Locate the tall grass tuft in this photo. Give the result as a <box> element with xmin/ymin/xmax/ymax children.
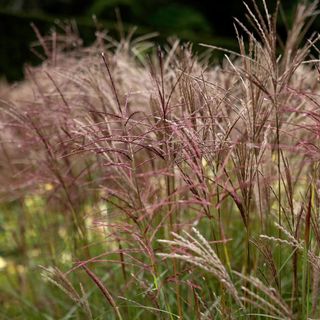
<box><xmin>1</xmin><ymin>1</ymin><xmax>320</xmax><ymax>319</ymax></box>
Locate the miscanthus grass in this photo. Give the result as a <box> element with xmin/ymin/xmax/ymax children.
<box><xmin>1</xmin><ymin>1</ymin><xmax>320</xmax><ymax>319</ymax></box>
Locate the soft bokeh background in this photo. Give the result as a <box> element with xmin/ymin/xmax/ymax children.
<box><xmin>0</xmin><ymin>0</ymin><xmax>306</xmax><ymax>81</ymax></box>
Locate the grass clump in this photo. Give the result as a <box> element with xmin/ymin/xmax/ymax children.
<box><xmin>1</xmin><ymin>1</ymin><xmax>320</xmax><ymax>319</ymax></box>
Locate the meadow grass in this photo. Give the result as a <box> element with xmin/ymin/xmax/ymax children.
<box><xmin>1</xmin><ymin>1</ymin><xmax>320</xmax><ymax>319</ymax></box>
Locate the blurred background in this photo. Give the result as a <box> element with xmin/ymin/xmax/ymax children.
<box><xmin>0</xmin><ymin>0</ymin><xmax>313</xmax><ymax>82</ymax></box>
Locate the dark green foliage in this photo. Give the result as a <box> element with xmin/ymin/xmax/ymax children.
<box><xmin>0</xmin><ymin>0</ymin><xmax>312</xmax><ymax>81</ymax></box>
<box><xmin>148</xmin><ymin>3</ymin><xmax>211</xmax><ymax>34</ymax></box>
